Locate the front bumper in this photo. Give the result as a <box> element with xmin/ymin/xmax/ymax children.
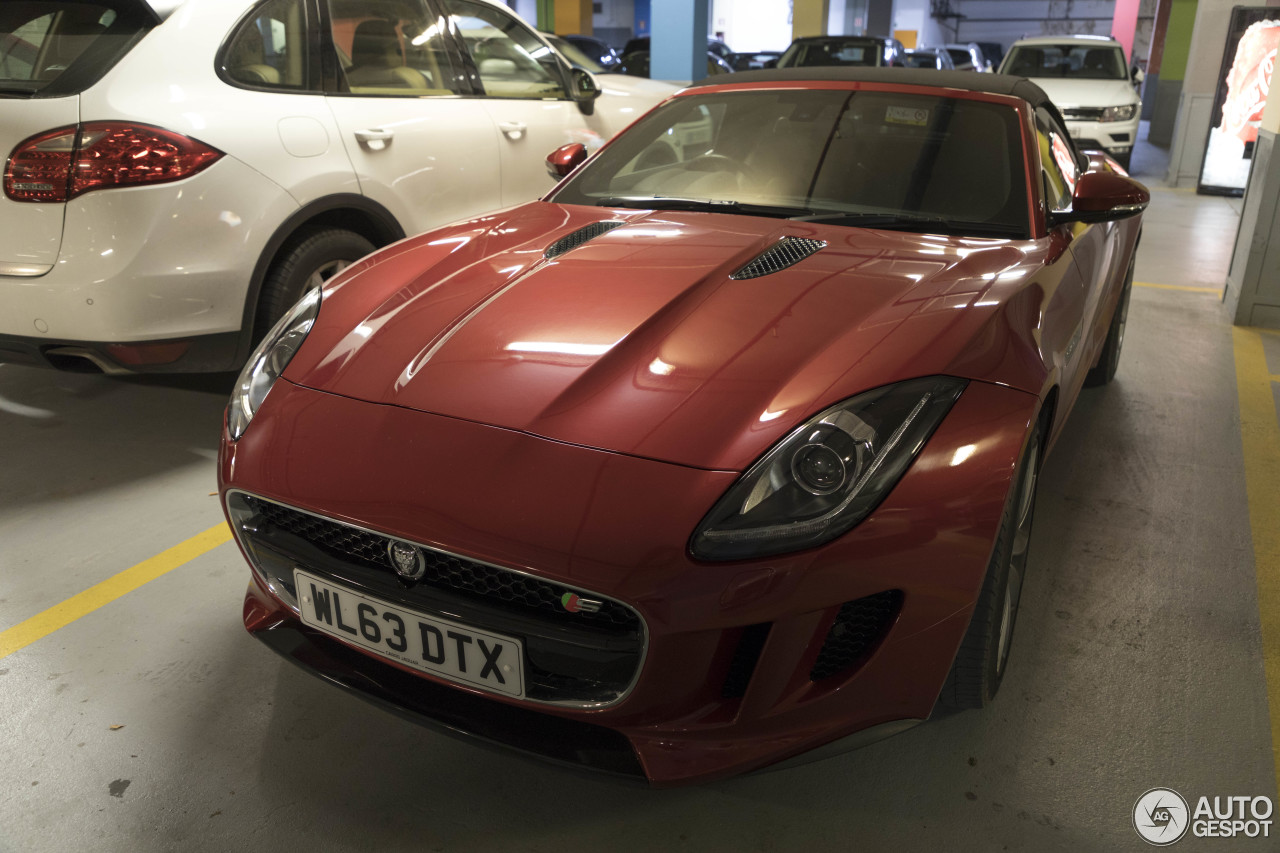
<box><xmin>1063</xmin><ymin>113</ymin><xmax>1141</xmax><ymax>160</ymax></box>
<box><xmin>220</xmin><ymin>377</ymin><xmax>1039</xmax><ymax>785</ymax></box>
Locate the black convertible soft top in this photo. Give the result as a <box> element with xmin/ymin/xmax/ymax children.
<box><xmin>687</xmin><ymin>67</ymin><xmax>1054</xmax><ymax>114</ymax></box>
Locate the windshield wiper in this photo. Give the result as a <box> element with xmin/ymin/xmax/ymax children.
<box><xmin>791</xmin><ymin>211</ymin><xmax>1025</xmax><ymax>238</ymax></box>
<box><xmin>596</xmin><ymin>196</ymin><xmax>813</xmax><ymax>218</ymax></box>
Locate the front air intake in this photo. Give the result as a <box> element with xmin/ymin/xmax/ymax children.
<box><xmin>730</xmin><ymin>236</ymin><xmax>827</xmax><ymax>280</ymax></box>
<box><xmin>809</xmin><ymin>590</ymin><xmax>903</xmax><ymax>681</ymax></box>
<box><xmin>544</xmin><ymin>220</ymin><xmax>626</xmax><ymax>259</ymax></box>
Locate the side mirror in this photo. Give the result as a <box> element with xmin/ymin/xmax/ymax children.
<box><xmin>1050</xmin><ymin>170</ymin><xmax>1149</xmax><ymax>226</ymax></box>
<box><xmin>546</xmin><ymin>142</ymin><xmax>588</xmax><ymax>180</ymax></box>
<box><xmin>569</xmin><ymin>67</ymin><xmax>601</xmax><ymax>116</ymax></box>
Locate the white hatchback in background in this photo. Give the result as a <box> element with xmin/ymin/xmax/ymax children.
<box><xmin>999</xmin><ymin>35</ymin><xmax>1142</xmax><ymax>170</ymax></box>
<box><xmin>0</xmin><ymin>0</ymin><xmax>675</xmax><ymax>374</ymax></box>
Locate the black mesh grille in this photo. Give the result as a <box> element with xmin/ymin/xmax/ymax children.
<box><xmin>1062</xmin><ymin>107</ymin><xmax>1106</xmax><ymax>121</ymax></box>
<box><xmin>544</xmin><ymin>220</ymin><xmax>626</xmax><ymax>259</ymax></box>
<box><xmin>809</xmin><ymin>590</ymin><xmax>903</xmax><ymax>681</ymax></box>
<box><xmin>721</xmin><ymin>623</ymin><xmax>771</xmax><ymax>698</ymax></box>
<box><xmin>730</xmin><ymin>237</ymin><xmax>826</xmax><ymax>280</ymax></box>
<box><xmin>245</xmin><ymin>496</ymin><xmax>639</xmax><ymax>632</ymax></box>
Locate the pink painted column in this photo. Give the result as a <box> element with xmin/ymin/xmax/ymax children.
<box><xmin>1112</xmin><ymin>0</ymin><xmax>1142</xmax><ymax>62</ymax></box>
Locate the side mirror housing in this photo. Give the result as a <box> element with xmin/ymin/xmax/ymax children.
<box><xmin>569</xmin><ymin>67</ymin><xmax>601</xmax><ymax>115</ymax></box>
<box><xmin>546</xmin><ymin>142</ymin><xmax>588</xmax><ymax>180</ymax></box>
<box><xmin>1049</xmin><ymin>170</ymin><xmax>1149</xmax><ymax>226</ymax></box>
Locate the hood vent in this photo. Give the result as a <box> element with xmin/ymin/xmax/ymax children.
<box><xmin>730</xmin><ymin>236</ymin><xmax>827</xmax><ymax>280</ymax></box>
<box><xmin>544</xmin><ymin>220</ymin><xmax>627</xmax><ymax>259</ymax></box>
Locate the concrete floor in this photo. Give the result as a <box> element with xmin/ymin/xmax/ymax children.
<box><xmin>2</xmin><ymin>128</ymin><xmax>1277</xmax><ymax>852</ymax></box>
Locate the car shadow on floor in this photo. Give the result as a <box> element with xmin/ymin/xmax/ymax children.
<box><xmin>0</xmin><ymin>363</ymin><xmax>236</xmax><ymax>510</ymax></box>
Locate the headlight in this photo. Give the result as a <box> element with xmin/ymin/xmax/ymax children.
<box><xmin>226</xmin><ymin>287</ymin><xmax>321</xmax><ymax>441</ymax></box>
<box><xmin>690</xmin><ymin>376</ymin><xmax>967</xmax><ymax>561</ymax></box>
<box><xmin>1100</xmin><ymin>104</ymin><xmax>1138</xmax><ymax>122</ymax></box>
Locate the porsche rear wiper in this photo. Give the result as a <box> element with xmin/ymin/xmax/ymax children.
<box><xmin>596</xmin><ymin>196</ymin><xmax>813</xmax><ymax>218</ymax></box>
<box><xmin>791</xmin><ymin>211</ymin><xmax>1025</xmax><ymax>237</ymax></box>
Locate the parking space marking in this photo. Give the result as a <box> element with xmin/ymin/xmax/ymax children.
<box><xmin>0</xmin><ymin>522</ymin><xmax>232</xmax><ymax>660</ymax></box>
<box><xmin>1232</xmin><ymin>327</ymin><xmax>1280</xmax><ymax>789</ymax></box>
<box><xmin>1134</xmin><ymin>281</ymin><xmax>1224</xmax><ymax>295</ymax></box>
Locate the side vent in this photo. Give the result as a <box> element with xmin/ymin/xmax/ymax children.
<box><xmin>722</xmin><ymin>623</ymin><xmax>772</xmax><ymax>698</ymax></box>
<box><xmin>730</xmin><ymin>236</ymin><xmax>827</xmax><ymax>280</ymax></box>
<box><xmin>809</xmin><ymin>590</ymin><xmax>903</xmax><ymax>681</ymax></box>
<box><xmin>544</xmin><ymin>220</ymin><xmax>626</xmax><ymax>259</ymax></box>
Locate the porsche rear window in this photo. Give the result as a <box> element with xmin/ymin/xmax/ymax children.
<box><xmin>0</xmin><ymin>2</ymin><xmax>152</xmax><ymax>96</ymax></box>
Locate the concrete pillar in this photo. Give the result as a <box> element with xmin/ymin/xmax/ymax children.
<box><xmin>650</xmin><ymin>0</ymin><xmax>709</xmax><ymax>82</ymax></box>
<box><xmin>1140</xmin><ymin>0</ymin><xmax>1173</xmax><ymax>121</ymax></box>
<box><xmin>1165</xmin><ymin>0</ymin><xmax>1245</xmax><ymax>186</ymax></box>
<box><xmin>553</xmin><ymin>0</ymin><xmax>592</xmax><ymax>34</ymax></box>
<box><xmin>793</xmin><ymin>0</ymin><xmax>831</xmax><ymax>39</ymax></box>
<box><xmin>1147</xmin><ymin>0</ymin><xmax>1195</xmax><ymax>146</ymax></box>
<box><xmin>1225</xmin><ymin>45</ymin><xmax>1280</xmax><ymax>328</ymax></box>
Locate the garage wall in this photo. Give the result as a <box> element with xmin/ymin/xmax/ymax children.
<box><xmin>931</xmin><ymin>0</ymin><xmax>1156</xmax><ymax>64</ymax></box>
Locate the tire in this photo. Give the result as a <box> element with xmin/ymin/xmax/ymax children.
<box><xmin>255</xmin><ymin>228</ymin><xmax>375</xmax><ymax>341</ymax></box>
<box><xmin>1085</xmin><ymin>255</ymin><xmax>1134</xmax><ymax>387</ymax></box>
<box><xmin>937</xmin><ymin>420</ymin><xmax>1042</xmax><ymax>710</ymax></box>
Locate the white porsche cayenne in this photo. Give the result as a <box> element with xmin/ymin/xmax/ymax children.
<box><xmin>0</xmin><ymin>0</ymin><xmax>674</xmax><ymax>373</ymax></box>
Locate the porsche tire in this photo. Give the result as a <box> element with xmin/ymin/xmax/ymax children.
<box><xmin>937</xmin><ymin>419</ymin><xmax>1041</xmax><ymax>710</ymax></box>
<box><xmin>1085</xmin><ymin>256</ymin><xmax>1134</xmax><ymax>387</ymax></box>
<box><xmin>255</xmin><ymin>228</ymin><xmax>374</xmax><ymax>341</ymax></box>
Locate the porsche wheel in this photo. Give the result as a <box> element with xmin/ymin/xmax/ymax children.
<box><xmin>255</xmin><ymin>228</ymin><xmax>374</xmax><ymax>341</ymax></box>
<box><xmin>938</xmin><ymin>420</ymin><xmax>1041</xmax><ymax>710</ymax></box>
<box><xmin>1085</xmin><ymin>256</ymin><xmax>1134</xmax><ymax>387</ymax></box>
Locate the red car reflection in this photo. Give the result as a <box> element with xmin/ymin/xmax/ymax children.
<box><xmin>219</xmin><ymin>68</ymin><xmax>1147</xmax><ymax>786</ymax></box>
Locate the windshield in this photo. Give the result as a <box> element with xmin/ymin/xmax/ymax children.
<box><xmin>0</xmin><ymin>1</ymin><xmax>151</xmax><ymax>96</ymax></box>
<box><xmin>1003</xmin><ymin>43</ymin><xmax>1128</xmax><ymax>80</ymax></box>
<box><xmin>777</xmin><ymin>39</ymin><xmax>881</xmax><ymax>68</ymax></box>
<box><xmin>551</xmin><ymin>88</ymin><xmax>1030</xmax><ymax>238</ymax></box>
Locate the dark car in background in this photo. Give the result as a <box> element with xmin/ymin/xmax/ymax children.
<box><xmin>617</xmin><ymin>36</ymin><xmax>733</xmax><ymax>78</ymax></box>
<box><xmin>776</xmin><ymin>35</ymin><xmax>890</xmax><ymax>68</ymax></box>
<box><xmin>562</xmin><ymin>33</ymin><xmax>620</xmax><ymax>70</ymax></box>
<box><xmin>903</xmin><ymin>47</ymin><xmax>956</xmax><ymax>70</ymax></box>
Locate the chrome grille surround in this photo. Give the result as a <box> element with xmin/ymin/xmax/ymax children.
<box><xmin>226</xmin><ymin>490</ymin><xmax>648</xmax><ymax>708</ymax></box>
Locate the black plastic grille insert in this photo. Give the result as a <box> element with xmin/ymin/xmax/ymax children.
<box><xmin>544</xmin><ymin>220</ymin><xmax>626</xmax><ymax>259</ymax></box>
<box><xmin>730</xmin><ymin>236</ymin><xmax>826</xmax><ymax>280</ymax></box>
<box><xmin>809</xmin><ymin>590</ymin><xmax>903</xmax><ymax>681</ymax></box>
<box><xmin>244</xmin><ymin>495</ymin><xmax>639</xmax><ymax>633</ymax></box>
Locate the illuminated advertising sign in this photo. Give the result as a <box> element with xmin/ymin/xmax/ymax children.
<box><xmin>1198</xmin><ymin>7</ymin><xmax>1280</xmax><ymax>196</ymax></box>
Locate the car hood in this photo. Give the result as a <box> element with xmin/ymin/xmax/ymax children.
<box><xmin>1029</xmin><ymin>77</ymin><xmax>1138</xmax><ymax>109</ymax></box>
<box><xmin>288</xmin><ymin>202</ymin><xmax>1041</xmax><ymax>471</ymax></box>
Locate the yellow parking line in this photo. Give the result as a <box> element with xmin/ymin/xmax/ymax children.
<box><xmin>0</xmin><ymin>522</ymin><xmax>232</xmax><ymax>660</ymax></box>
<box><xmin>1134</xmin><ymin>281</ymin><xmax>1224</xmax><ymax>295</ymax></box>
<box><xmin>1232</xmin><ymin>327</ymin><xmax>1280</xmax><ymax>789</ymax></box>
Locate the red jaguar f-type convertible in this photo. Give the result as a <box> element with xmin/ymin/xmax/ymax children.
<box><xmin>219</xmin><ymin>68</ymin><xmax>1147</xmax><ymax>786</ymax></box>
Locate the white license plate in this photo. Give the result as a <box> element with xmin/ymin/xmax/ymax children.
<box><xmin>1068</xmin><ymin>125</ymin><xmax>1083</xmax><ymax>137</ymax></box>
<box><xmin>294</xmin><ymin>569</ymin><xmax>525</xmax><ymax>698</ymax></box>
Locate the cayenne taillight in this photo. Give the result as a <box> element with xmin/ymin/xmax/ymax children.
<box><xmin>4</xmin><ymin>122</ymin><xmax>223</xmax><ymax>203</ymax></box>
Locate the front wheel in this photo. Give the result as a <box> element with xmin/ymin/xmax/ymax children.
<box><xmin>1085</xmin><ymin>255</ymin><xmax>1134</xmax><ymax>387</ymax></box>
<box><xmin>255</xmin><ymin>228</ymin><xmax>374</xmax><ymax>341</ymax></box>
<box><xmin>937</xmin><ymin>420</ymin><xmax>1041</xmax><ymax>710</ymax></box>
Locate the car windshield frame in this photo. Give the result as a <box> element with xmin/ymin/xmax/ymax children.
<box><xmin>549</xmin><ymin>86</ymin><xmax>1032</xmax><ymax>239</ymax></box>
